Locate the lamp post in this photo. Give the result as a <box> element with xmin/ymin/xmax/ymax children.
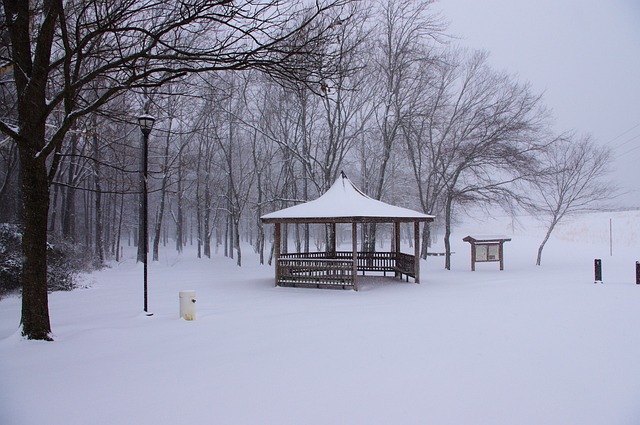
<box><xmin>138</xmin><ymin>114</ymin><xmax>155</xmax><ymax>315</ymax></box>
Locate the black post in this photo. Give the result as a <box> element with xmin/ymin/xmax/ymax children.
<box><xmin>636</xmin><ymin>261</ymin><xmax>639</xmax><ymax>285</ymax></box>
<box><xmin>142</xmin><ymin>129</ymin><xmax>149</xmax><ymax>313</ymax></box>
<box><xmin>594</xmin><ymin>259</ymin><xmax>602</xmax><ymax>283</ymax></box>
<box><xmin>138</xmin><ymin>114</ymin><xmax>155</xmax><ymax>315</ymax></box>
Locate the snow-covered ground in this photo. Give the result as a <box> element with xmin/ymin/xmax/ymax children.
<box><xmin>2</xmin><ymin>210</ymin><xmax>640</xmax><ymax>425</ymax></box>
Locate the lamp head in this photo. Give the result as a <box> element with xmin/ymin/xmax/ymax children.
<box><xmin>137</xmin><ymin>114</ymin><xmax>156</xmax><ymax>136</ymax></box>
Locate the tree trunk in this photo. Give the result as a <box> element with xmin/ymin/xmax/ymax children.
<box><xmin>365</xmin><ymin>223</ymin><xmax>377</xmax><ymax>252</ymax></box>
<box><xmin>234</xmin><ymin>217</ymin><xmax>242</xmax><ymax>266</ymax></box>
<box><xmin>444</xmin><ymin>194</ymin><xmax>453</xmax><ymax>270</ymax></box>
<box><xmin>203</xmin><ymin>175</ymin><xmax>212</xmax><ymax>258</ymax></box>
<box><xmin>536</xmin><ymin>217</ymin><xmax>559</xmax><ymax>266</ymax></box>
<box><xmin>295</xmin><ymin>223</ymin><xmax>302</xmax><ymax>253</ymax></box>
<box><xmin>115</xmin><ymin>191</ymin><xmax>124</xmax><ymax>262</ymax></box>
<box><xmin>20</xmin><ymin>151</ymin><xmax>52</xmax><ymax>340</ymax></box>
<box><xmin>61</xmin><ymin>137</ymin><xmax>77</xmax><ymax>242</ymax></box>
<box><xmin>49</xmin><ymin>181</ymin><xmax>59</xmax><ymax>235</ymax></box>
<box><xmin>223</xmin><ymin>211</ymin><xmax>229</xmax><ymax>258</ymax></box>
<box><xmin>203</xmin><ymin>206</ymin><xmax>211</xmax><ymax>258</ymax></box>
<box><xmin>109</xmin><ymin>189</ymin><xmax>117</xmax><ymax>257</ymax></box>
<box><xmin>421</xmin><ymin>222</ymin><xmax>431</xmax><ymax>259</ymax></box>
<box><xmin>152</xmin><ymin>203</ymin><xmax>162</xmax><ymax>261</ymax></box>
<box><xmin>175</xmin><ymin>150</ymin><xmax>184</xmax><ymax>254</ymax></box>
<box><xmin>282</xmin><ymin>223</ymin><xmax>288</xmax><ymax>254</ymax></box>
<box><xmin>196</xmin><ymin>192</ymin><xmax>202</xmax><ymax>259</ymax></box>
<box><xmin>195</xmin><ymin>140</ymin><xmax>203</xmax><ymax>258</ymax></box>
<box><xmin>153</xmin><ymin>118</ymin><xmax>173</xmax><ymax>261</ymax></box>
<box><xmin>84</xmin><ymin>179</ymin><xmax>92</xmax><ymax>250</ymax></box>
<box><xmin>93</xmin><ymin>132</ymin><xmax>105</xmax><ymax>265</ymax></box>
<box><xmin>196</xmin><ymin>212</ymin><xmax>202</xmax><ymax>258</ymax></box>
<box><xmin>255</xmin><ymin>170</ymin><xmax>265</xmax><ymax>264</ymax></box>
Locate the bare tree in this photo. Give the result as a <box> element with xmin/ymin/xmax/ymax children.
<box><xmin>401</xmin><ymin>51</ymin><xmax>444</xmax><ymax>257</ymax></box>
<box><xmin>150</xmin><ymin>83</ymin><xmax>190</xmax><ymax>262</ymax></box>
<box><xmin>361</xmin><ymin>0</ymin><xmax>444</xmax><ymax>251</ymax></box>
<box><xmin>535</xmin><ymin>135</ymin><xmax>613</xmax><ymax>265</ymax></box>
<box><xmin>0</xmin><ymin>0</ymin><xmax>354</xmax><ymax>340</ymax></box>
<box><xmin>406</xmin><ymin>49</ymin><xmax>548</xmax><ymax>269</ymax></box>
<box><xmin>212</xmin><ymin>72</ymin><xmax>258</xmax><ymax>266</ymax></box>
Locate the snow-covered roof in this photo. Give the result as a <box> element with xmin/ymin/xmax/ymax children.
<box><xmin>463</xmin><ymin>235</ymin><xmax>512</xmax><ymax>243</ymax></box>
<box><xmin>261</xmin><ymin>172</ymin><xmax>435</xmax><ymax>223</ymax></box>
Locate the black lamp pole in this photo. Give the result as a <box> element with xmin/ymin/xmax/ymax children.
<box><xmin>138</xmin><ymin>114</ymin><xmax>155</xmax><ymax>314</ymax></box>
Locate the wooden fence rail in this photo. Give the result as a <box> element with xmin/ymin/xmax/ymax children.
<box><xmin>277</xmin><ymin>258</ymin><xmax>354</xmax><ymax>289</ymax></box>
<box><xmin>277</xmin><ymin>251</ymin><xmax>416</xmax><ymax>288</ymax></box>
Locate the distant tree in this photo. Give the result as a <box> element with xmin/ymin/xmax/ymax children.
<box><xmin>0</xmin><ymin>0</ymin><xmax>354</xmax><ymax>340</ymax></box>
<box><xmin>535</xmin><ymin>135</ymin><xmax>613</xmax><ymax>265</ymax></box>
<box><xmin>361</xmin><ymin>0</ymin><xmax>445</xmax><ymax>251</ymax></box>
<box><xmin>407</xmin><ymin>49</ymin><xmax>548</xmax><ymax>269</ymax></box>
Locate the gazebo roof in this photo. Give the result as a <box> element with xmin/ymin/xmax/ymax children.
<box><xmin>261</xmin><ymin>172</ymin><xmax>435</xmax><ymax>224</ymax></box>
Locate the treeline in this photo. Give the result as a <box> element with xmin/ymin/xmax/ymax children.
<box><xmin>0</xmin><ymin>0</ymin><xmax>611</xmax><ymax>269</ymax></box>
<box><xmin>0</xmin><ymin>0</ymin><xmax>611</xmax><ymax>339</ymax></box>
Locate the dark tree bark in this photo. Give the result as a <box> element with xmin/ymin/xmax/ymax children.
<box><xmin>4</xmin><ymin>0</ymin><xmax>60</xmax><ymax>340</ymax></box>
<box><xmin>20</xmin><ymin>150</ymin><xmax>52</xmax><ymax>340</ymax></box>
<box><xmin>92</xmin><ymin>130</ymin><xmax>104</xmax><ymax>265</ymax></box>
<box><xmin>153</xmin><ymin>118</ymin><xmax>173</xmax><ymax>262</ymax></box>
<box><xmin>115</xmin><ymin>191</ymin><xmax>124</xmax><ymax>262</ymax></box>
<box><xmin>174</xmin><ymin>143</ymin><xmax>185</xmax><ymax>254</ymax></box>
<box><xmin>443</xmin><ymin>192</ymin><xmax>453</xmax><ymax>270</ymax></box>
<box><xmin>61</xmin><ymin>135</ymin><xmax>79</xmax><ymax>243</ymax></box>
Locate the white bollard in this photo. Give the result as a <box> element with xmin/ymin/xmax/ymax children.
<box><xmin>179</xmin><ymin>290</ymin><xmax>196</xmax><ymax>320</ymax></box>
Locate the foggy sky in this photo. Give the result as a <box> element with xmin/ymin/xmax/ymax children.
<box><xmin>437</xmin><ymin>0</ymin><xmax>640</xmax><ymax>207</ymax></box>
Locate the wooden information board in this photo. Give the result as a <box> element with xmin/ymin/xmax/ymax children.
<box><xmin>462</xmin><ymin>235</ymin><xmax>511</xmax><ymax>271</ymax></box>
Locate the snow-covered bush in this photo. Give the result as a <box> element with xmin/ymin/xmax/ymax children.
<box><xmin>0</xmin><ymin>224</ymin><xmax>92</xmax><ymax>297</ymax></box>
<box><xmin>0</xmin><ymin>224</ymin><xmax>23</xmax><ymax>297</ymax></box>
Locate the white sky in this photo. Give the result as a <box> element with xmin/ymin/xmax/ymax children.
<box><xmin>436</xmin><ymin>0</ymin><xmax>640</xmax><ymax>207</ymax></box>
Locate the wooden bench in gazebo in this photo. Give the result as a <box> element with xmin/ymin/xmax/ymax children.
<box><xmin>261</xmin><ymin>172</ymin><xmax>435</xmax><ymax>291</ymax></box>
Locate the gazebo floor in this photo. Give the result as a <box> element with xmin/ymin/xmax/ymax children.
<box><xmin>277</xmin><ymin>273</ymin><xmax>416</xmax><ymax>290</ymax></box>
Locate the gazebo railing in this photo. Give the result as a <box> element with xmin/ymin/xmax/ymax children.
<box><xmin>277</xmin><ymin>251</ymin><xmax>416</xmax><ymax>287</ymax></box>
<box><xmin>395</xmin><ymin>252</ymin><xmax>415</xmax><ymax>278</ymax></box>
<box><xmin>277</xmin><ymin>258</ymin><xmax>354</xmax><ymax>288</ymax></box>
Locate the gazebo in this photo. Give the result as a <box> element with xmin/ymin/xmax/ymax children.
<box><xmin>261</xmin><ymin>172</ymin><xmax>435</xmax><ymax>290</ymax></box>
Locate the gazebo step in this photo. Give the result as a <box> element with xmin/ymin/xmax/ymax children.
<box><xmin>278</xmin><ymin>280</ymin><xmax>353</xmax><ymax>290</ymax></box>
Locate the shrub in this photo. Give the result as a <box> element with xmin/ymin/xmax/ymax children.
<box><xmin>0</xmin><ymin>224</ymin><xmax>23</xmax><ymax>297</ymax></box>
<box><xmin>0</xmin><ymin>224</ymin><xmax>93</xmax><ymax>297</ymax></box>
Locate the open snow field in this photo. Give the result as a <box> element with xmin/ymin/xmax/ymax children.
<box><xmin>2</xmin><ymin>210</ymin><xmax>640</xmax><ymax>425</ymax></box>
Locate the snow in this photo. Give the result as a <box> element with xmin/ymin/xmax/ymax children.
<box><xmin>2</xmin><ymin>210</ymin><xmax>640</xmax><ymax>425</ymax></box>
<box><xmin>463</xmin><ymin>234</ymin><xmax>512</xmax><ymax>242</ymax></box>
<box><xmin>262</xmin><ymin>173</ymin><xmax>434</xmax><ymax>221</ymax></box>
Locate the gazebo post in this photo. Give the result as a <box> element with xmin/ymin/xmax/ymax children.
<box><xmin>414</xmin><ymin>221</ymin><xmax>420</xmax><ymax>284</ymax></box>
<box><xmin>471</xmin><ymin>243</ymin><xmax>476</xmax><ymax>271</ymax></box>
<box><xmin>352</xmin><ymin>222</ymin><xmax>358</xmax><ymax>291</ymax></box>
<box><xmin>274</xmin><ymin>223</ymin><xmax>281</xmax><ymax>286</ymax></box>
<box><xmin>394</xmin><ymin>222</ymin><xmax>400</xmax><ymax>278</ymax></box>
